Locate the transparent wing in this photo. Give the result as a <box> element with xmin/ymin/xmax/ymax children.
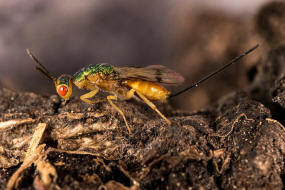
<box><xmin>114</xmin><ymin>65</ymin><xmax>184</xmax><ymax>84</ymax></box>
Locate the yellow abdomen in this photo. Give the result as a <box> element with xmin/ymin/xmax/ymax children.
<box><xmin>124</xmin><ymin>80</ymin><xmax>170</xmax><ymax>101</ymax></box>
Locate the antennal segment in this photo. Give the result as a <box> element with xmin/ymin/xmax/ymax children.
<box><xmin>26</xmin><ymin>49</ymin><xmax>56</xmax><ymax>82</ymax></box>
<box><xmin>170</xmin><ymin>44</ymin><xmax>259</xmax><ymax>99</ymax></box>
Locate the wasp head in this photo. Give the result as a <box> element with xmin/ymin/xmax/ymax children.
<box><xmin>26</xmin><ymin>49</ymin><xmax>73</xmax><ymax>101</ymax></box>
<box><xmin>55</xmin><ymin>75</ymin><xmax>73</xmax><ymax>100</ymax></box>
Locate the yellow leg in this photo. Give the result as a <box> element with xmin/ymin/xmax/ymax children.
<box><xmin>80</xmin><ymin>89</ymin><xmax>106</xmax><ymax>104</ymax></box>
<box><xmin>124</xmin><ymin>89</ymin><xmax>136</xmax><ymax>100</ymax></box>
<box><xmin>135</xmin><ymin>91</ymin><xmax>171</xmax><ymax>125</ymax></box>
<box><xmin>107</xmin><ymin>94</ymin><xmax>132</xmax><ymax>134</ymax></box>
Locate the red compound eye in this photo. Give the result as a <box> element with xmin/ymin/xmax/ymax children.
<box><xmin>58</xmin><ymin>85</ymin><xmax>68</xmax><ymax>97</ymax></box>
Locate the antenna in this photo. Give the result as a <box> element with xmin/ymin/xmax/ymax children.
<box><xmin>26</xmin><ymin>49</ymin><xmax>57</xmax><ymax>83</ymax></box>
<box><xmin>170</xmin><ymin>44</ymin><xmax>259</xmax><ymax>99</ymax></box>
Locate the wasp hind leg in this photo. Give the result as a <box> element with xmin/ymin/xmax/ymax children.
<box><xmin>134</xmin><ymin>90</ymin><xmax>171</xmax><ymax>125</ymax></box>
<box><xmin>80</xmin><ymin>88</ymin><xmax>106</xmax><ymax>104</ymax></box>
<box><xmin>124</xmin><ymin>89</ymin><xmax>136</xmax><ymax>100</ymax></box>
<box><xmin>107</xmin><ymin>94</ymin><xmax>132</xmax><ymax>134</ymax></box>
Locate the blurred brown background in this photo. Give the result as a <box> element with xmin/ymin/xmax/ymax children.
<box><xmin>0</xmin><ymin>0</ymin><xmax>270</xmax><ymax>111</ymax></box>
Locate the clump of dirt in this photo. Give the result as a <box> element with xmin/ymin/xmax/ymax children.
<box><xmin>1</xmin><ymin>1</ymin><xmax>285</xmax><ymax>190</ymax></box>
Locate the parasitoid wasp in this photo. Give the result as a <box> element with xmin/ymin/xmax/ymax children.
<box><xmin>26</xmin><ymin>44</ymin><xmax>259</xmax><ymax>134</ymax></box>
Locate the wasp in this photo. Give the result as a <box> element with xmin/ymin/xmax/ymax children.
<box><xmin>26</xmin><ymin>44</ymin><xmax>258</xmax><ymax>134</ymax></box>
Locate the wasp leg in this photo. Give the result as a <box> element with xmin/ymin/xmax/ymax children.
<box><xmin>107</xmin><ymin>94</ymin><xmax>132</xmax><ymax>134</ymax></box>
<box><xmin>124</xmin><ymin>89</ymin><xmax>136</xmax><ymax>100</ymax></box>
<box><xmin>80</xmin><ymin>89</ymin><xmax>106</xmax><ymax>104</ymax></box>
<box><xmin>135</xmin><ymin>91</ymin><xmax>171</xmax><ymax>125</ymax></box>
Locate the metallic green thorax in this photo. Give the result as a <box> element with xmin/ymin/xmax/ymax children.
<box><xmin>73</xmin><ymin>64</ymin><xmax>119</xmax><ymax>82</ymax></box>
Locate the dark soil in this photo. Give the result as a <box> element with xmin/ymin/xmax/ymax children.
<box><xmin>1</xmin><ymin>1</ymin><xmax>285</xmax><ymax>190</ymax></box>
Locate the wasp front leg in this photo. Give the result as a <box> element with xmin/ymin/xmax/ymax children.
<box><xmin>107</xmin><ymin>94</ymin><xmax>132</xmax><ymax>134</ymax></box>
<box><xmin>80</xmin><ymin>88</ymin><xmax>106</xmax><ymax>104</ymax></box>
